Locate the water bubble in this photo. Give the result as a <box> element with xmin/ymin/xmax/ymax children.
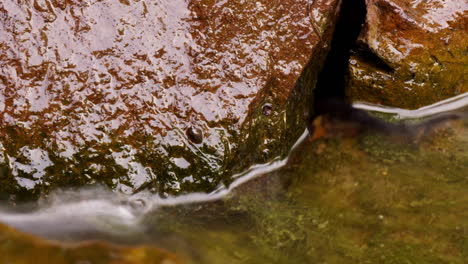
<box><xmin>262</xmin><ymin>103</ymin><xmax>273</xmax><ymax>116</ymax></box>
<box><xmin>186</xmin><ymin>126</ymin><xmax>203</xmax><ymax>144</ymax></box>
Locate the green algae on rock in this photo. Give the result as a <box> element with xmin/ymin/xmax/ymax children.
<box><xmin>347</xmin><ymin>0</ymin><xmax>468</xmax><ymax>109</ymax></box>
<box><xmin>141</xmin><ymin>119</ymin><xmax>468</xmax><ymax>264</ymax></box>
<box><xmin>0</xmin><ymin>223</ymin><xmax>181</xmax><ymax>264</ymax></box>
<box><xmin>0</xmin><ymin>0</ymin><xmax>341</xmax><ymax>199</ymax></box>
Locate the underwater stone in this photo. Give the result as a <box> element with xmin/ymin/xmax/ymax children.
<box><xmin>0</xmin><ymin>0</ymin><xmax>341</xmax><ymax>199</ymax></box>
<box><xmin>0</xmin><ymin>223</ymin><xmax>181</xmax><ymax>263</ymax></box>
<box><xmin>347</xmin><ymin>0</ymin><xmax>468</xmax><ymax>109</ymax></box>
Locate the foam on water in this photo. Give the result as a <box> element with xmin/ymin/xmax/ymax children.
<box><xmin>0</xmin><ymin>93</ymin><xmax>467</xmax><ymax>240</ymax></box>
<box><xmin>353</xmin><ymin>92</ymin><xmax>468</xmax><ymax>119</ymax></box>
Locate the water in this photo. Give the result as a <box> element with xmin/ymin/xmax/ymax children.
<box><xmin>0</xmin><ymin>94</ymin><xmax>467</xmax><ymax>263</ymax></box>
<box><xmin>353</xmin><ymin>92</ymin><xmax>468</xmax><ymax>119</ymax></box>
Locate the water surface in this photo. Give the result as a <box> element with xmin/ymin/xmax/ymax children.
<box><xmin>1</xmin><ymin>96</ymin><xmax>467</xmax><ymax>264</ymax></box>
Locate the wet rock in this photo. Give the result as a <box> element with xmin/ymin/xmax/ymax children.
<box><xmin>347</xmin><ymin>0</ymin><xmax>467</xmax><ymax>109</ymax></box>
<box><xmin>0</xmin><ymin>0</ymin><xmax>341</xmax><ymax>199</ymax></box>
<box><xmin>0</xmin><ymin>223</ymin><xmax>181</xmax><ymax>264</ymax></box>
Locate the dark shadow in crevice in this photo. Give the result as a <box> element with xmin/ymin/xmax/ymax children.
<box><xmin>313</xmin><ymin>0</ymin><xmax>367</xmax><ymax>116</ymax></box>
<box><xmin>351</xmin><ymin>42</ymin><xmax>394</xmax><ymax>74</ymax></box>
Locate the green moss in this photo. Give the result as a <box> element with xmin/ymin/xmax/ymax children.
<box><xmin>142</xmin><ymin>120</ymin><xmax>468</xmax><ymax>264</ymax></box>
<box><xmin>360</xmin><ymin>134</ymin><xmax>417</xmax><ymax>164</ymax></box>
<box><xmin>2</xmin><ymin>113</ymin><xmax>466</xmax><ymax>264</ymax></box>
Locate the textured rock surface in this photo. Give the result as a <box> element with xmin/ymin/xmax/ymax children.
<box><xmin>0</xmin><ymin>0</ymin><xmax>340</xmax><ymax>199</ymax></box>
<box><xmin>347</xmin><ymin>0</ymin><xmax>467</xmax><ymax>109</ymax></box>
<box><xmin>0</xmin><ymin>223</ymin><xmax>180</xmax><ymax>264</ymax></box>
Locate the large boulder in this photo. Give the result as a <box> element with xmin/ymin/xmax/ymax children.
<box><xmin>0</xmin><ymin>0</ymin><xmax>340</xmax><ymax>199</ymax></box>
<box><xmin>347</xmin><ymin>0</ymin><xmax>467</xmax><ymax>109</ymax></box>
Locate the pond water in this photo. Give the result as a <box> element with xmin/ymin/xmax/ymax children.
<box><xmin>0</xmin><ymin>94</ymin><xmax>467</xmax><ymax>263</ymax></box>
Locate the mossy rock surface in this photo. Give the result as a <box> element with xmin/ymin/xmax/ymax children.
<box><xmin>347</xmin><ymin>0</ymin><xmax>467</xmax><ymax>109</ymax></box>
<box><xmin>0</xmin><ymin>0</ymin><xmax>341</xmax><ymax>199</ymax></box>
<box><xmin>134</xmin><ymin>119</ymin><xmax>468</xmax><ymax>264</ymax></box>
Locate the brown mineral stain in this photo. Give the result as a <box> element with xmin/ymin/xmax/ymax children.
<box><xmin>347</xmin><ymin>0</ymin><xmax>468</xmax><ymax>109</ymax></box>
<box><xmin>0</xmin><ymin>0</ymin><xmax>340</xmax><ymax>198</ymax></box>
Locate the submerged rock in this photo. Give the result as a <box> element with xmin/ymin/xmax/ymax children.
<box><xmin>347</xmin><ymin>0</ymin><xmax>467</xmax><ymax>109</ymax></box>
<box><xmin>0</xmin><ymin>0</ymin><xmax>340</xmax><ymax>199</ymax></box>
<box><xmin>0</xmin><ymin>223</ymin><xmax>180</xmax><ymax>264</ymax></box>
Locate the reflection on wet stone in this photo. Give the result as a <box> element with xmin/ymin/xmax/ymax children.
<box><xmin>347</xmin><ymin>0</ymin><xmax>468</xmax><ymax>109</ymax></box>
<box><xmin>0</xmin><ymin>0</ymin><xmax>341</xmax><ymax>198</ymax></box>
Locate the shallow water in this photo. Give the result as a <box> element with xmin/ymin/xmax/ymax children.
<box><xmin>0</xmin><ymin>95</ymin><xmax>467</xmax><ymax>263</ymax></box>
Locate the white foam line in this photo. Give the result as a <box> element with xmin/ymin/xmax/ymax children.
<box><xmin>137</xmin><ymin>129</ymin><xmax>310</xmax><ymax>208</ymax></box>
<box><xmin>0</xmin><ymin>129</ymin><xmax>310</xmax><ymax>228</ymax></box>
<box><xmin>0</xmin><ymin>200</ymin><xmax>143</xmax><ymax>236</ymax></box>
<box><xmin>3</xmin><ymin>93</ymin><xmax>467</xmax><ymax>230</ymax></box>
<box><xmin>131</xmin><ymin>93</ymin><xmax>468</xmax><ymax>209</ymax></box>
<box><xmin>353</xmin><ymin>92</ymin><xmax>468</xmax><ymax>119</ymax></box>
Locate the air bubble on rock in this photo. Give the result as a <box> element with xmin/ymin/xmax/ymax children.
<box><xmin>186</xmin><ymin>126</ymin><xmax>203</xmax><ymax>144</ymax></box>
<box><xmin>262</xmin><ymin>103</ymin><xmax>273</xmax><ymax>116</ymax></box>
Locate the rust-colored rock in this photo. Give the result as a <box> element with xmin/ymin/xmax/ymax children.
<box><xmin>0</xmin><ymin>0</ymin><xmax>340</xmax><ymax>199</ymax></box>
<box><xmin>347</xmin><ymin>0</ymin><xmax>467</xmax><ymax>109</ymax></box>
<box><xmin>0</xmin><ymin>222</ymin><xmax>181</xmax><ymax>264</ymax></box>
